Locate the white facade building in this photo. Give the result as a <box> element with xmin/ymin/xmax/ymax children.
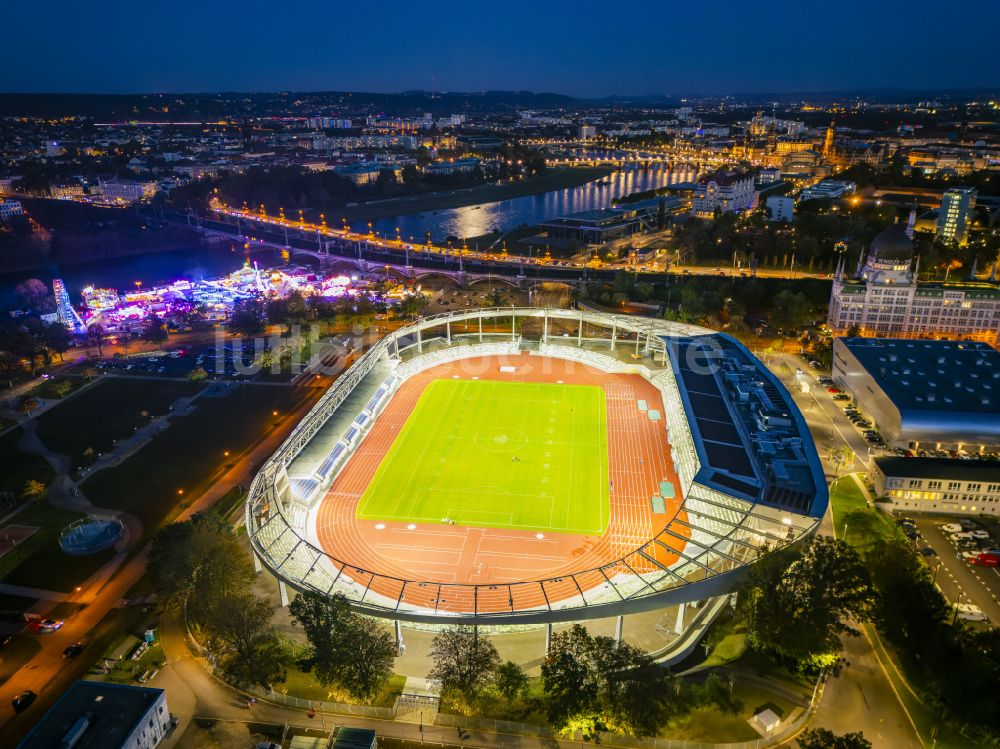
<box><xmin>766</xmin><ymin>196</ymin><xmax>795</xmax><ymax>222</ymax></box>
<box><xmin>98</xmin><ymin>178</ymin><xmax>159</xmax><ymax>204</ymax></box>
<box><xmin>691</xmin><ymin>170</ymin><xmax>756</xmax><ymax>217</ymax></box>
<box><xmin>0</xmin><ymin>198</ymin><xmax>24</xmax><ymax>221</ymax></box>
<box><xmin>828</xmin><ymin>223</ymin><xmax>1000</xmax><ymax>344</ymax></box>
<box><xmin>936</xmin><ymin>187</ymin><xmax>976</xmax><ymax>245</ymax></box>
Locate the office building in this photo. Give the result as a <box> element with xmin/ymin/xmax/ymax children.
<box><xmin>872</xmin><ymin>456</ymin><xmax>1000</xmax><ymax>515</ymax></box>
<box><xmin>98</xmin><ymin>178</ymin><xmax>159</xmax><ymax>204</ymax></box>
<box><xmin>799</xmin><ymin>179</ymin><xmax>856</xmax><ymax>201</ymax></box>
<box><xmin>333</xmin><ymin>162</ymin><xmax>403</xmax><ymax>186</ymax></box>
<box><xmin>936</xmin><ymin>187</ymin><xmax>976</xmax><ymax>245</ymax></box>
<box><xmin>766</xmin><ymin>196</ymin><xmax>795</xmax><ymax>222</ymax></box>
<box><xmin>828</xmin><ymin>223</ymin><xmax>1000</xmax><ymax>343</ymax></box>
<box><xmin>691</xmin><ymin>170</ymin><xmax>756</xmax><ymax>217</ymax></box>
<box><xmin>0</xmin><ymin>198</ymin><xmax>24</xmax><ymax>221</ymax></box>
<box><xmin>579</xmin><ymin>124</ymin><xmax>597</xmax><ymax>140</ymax></box>
<box><xmin>18</xmin><ymin>681</ymin><xmax>171</xmax><ymax>749</ymax></box>
<box><xmin>832</xmin><ymin>337</ymin><xmax>1000</xmax><ymax>452</ymax></box>
<box><xmin>422</xmin><ymin>157</ymin><xmax>480</xmax><ymax>176</ymax></box>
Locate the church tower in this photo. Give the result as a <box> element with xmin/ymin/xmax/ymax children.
<box><xmin>822</xmin><ymin>119</ymin><xmax>836</xmax><ymax>162</ymax></box>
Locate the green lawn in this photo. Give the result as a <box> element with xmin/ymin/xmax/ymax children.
<box><xmin>35</xmin><ymin>378</ymin><xmax>203</xmax><ymax>466</ymax></box>
<box><xmin>357</xmin><ymin>379</ymin><xmax>609</xmax><ymax>535</ymax></box>
<box><xmin>81</xmin><ymin>384</ymin><xmax>309</xmax><ymax>536</ymax></box>
<box><xmin>0</xmin><ymin>502</ymin><xmax>116</xmax><ymax>592</ymax></box>
<box><xmin>0</xmin><ymin>428</ymin><xmax>54</xmax><ymax>496</ymax></box>
<box><xmin>829</xmin><ymin>475</ymin><xmax>904</xmax><ymax>551</ymax></box>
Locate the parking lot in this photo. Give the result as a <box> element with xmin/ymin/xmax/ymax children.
<box><xmin>90</xmin><ymin>341</ymin><xmax>297</xmax><ymax>382</ymax></box>
<box><xmin>901</xmin><ymin>515</ymin><xmax>1000</xmax><ymax>626</ymax></box>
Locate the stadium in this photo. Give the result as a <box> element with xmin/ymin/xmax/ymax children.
<box><xmin>246</xmin><ymin>307</ymin><xmax>827</xmax><ymax>641</ymax></box>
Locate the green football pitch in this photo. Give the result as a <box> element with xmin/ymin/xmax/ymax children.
<box><xmin>357</xmin><ymin>379</ymin><xmax>610</xmax><ymax>535</ymax></box>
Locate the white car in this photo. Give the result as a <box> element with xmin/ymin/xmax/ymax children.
<box><xmin>970</xmin><ymin>530</ymin><xmax>991</xmax><ymax>540</ymax></box>
<box><xmin>955</xmin><ymin>604</ymin><xmax>987</xmax><ymax>622</ymax></box>
<box><xmin>941</xmin><ymin>523</ymin><xmax>962</xmax><ymax>534</ymax></box>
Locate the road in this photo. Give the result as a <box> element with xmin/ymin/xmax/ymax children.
<box><xmin>761</xmin><ymin>354</ymin><xmax>923</xmax><ymax>749</ymax></box>
<box><xmin>0</xmin><ymin>374</ymin><xmax>328</xmax><ymax>739</ymax></box>
<box><xmin>910</xmin><ymin>517</ymin><xmax>1000</xmax><ymax>624</ymax></box>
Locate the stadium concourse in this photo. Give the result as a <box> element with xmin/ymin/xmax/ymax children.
<box><xmin>246</xmin><ymin>307</ymin><xmax>827</xmax><ymax>659</ymax></box>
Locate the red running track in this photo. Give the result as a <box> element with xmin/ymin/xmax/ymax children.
<box><xmin>313</xmin><ymin>354</ymin><xmax>689</xmax><ymax>615</ymax></box>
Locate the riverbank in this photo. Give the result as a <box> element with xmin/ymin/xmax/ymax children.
<box><xmin>341</xmin><ymin>166</ymin><xmax>614</xmax><ymax>223</ymax></box>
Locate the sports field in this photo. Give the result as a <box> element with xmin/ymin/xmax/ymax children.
<box><xmin>357</xmin><ymin>379</ymin><xmax>610</xmax><ymax>535</ymax></box>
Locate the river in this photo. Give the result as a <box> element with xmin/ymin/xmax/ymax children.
<box><xmin>2</xmin><ymin>165</ymin><xmax>692</xmax><ymax>307</ymax></box>
<box><xmin>360</xmin><ymin>164</ymin><xmax>695</xmax><ymax>243</ymax></box>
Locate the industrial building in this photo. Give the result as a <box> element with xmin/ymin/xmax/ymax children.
<box><xmin>832</xmin><ymin>337</ymin><xmax>1000</xmax><ymax>452</ymax></box>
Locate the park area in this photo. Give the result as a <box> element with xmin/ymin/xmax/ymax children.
<box><xmin>80</xmin><ymin>383</ymin><xmax>310</xmax><ymax>535</ymax></box>
<box><xmin>357</xmin><ymin>379</ymin><xmax>610</xmax><ymax>535</ymax></box>
<box><xmin>35</xmin><ymin>377</ymin><xmax>203</xmax><ymax>467</ymax></box>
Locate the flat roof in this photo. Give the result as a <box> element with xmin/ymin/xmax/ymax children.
<box><xmin>874</xmin><ymin>456</ymin><xmax>1000</xmax><ymax>482</ymax></box>
<box><xmin>665</xmin><ymin>333</ymin><xmax>826</xmax><ymax>517</ymax></box>
<box><xmin>18</xmin><ymin>681</ymin><xmax>163</xmax><ymax>749</ymax></box>
<box><xmin>837</xmin><ymin>338</ymin><xmax>1000</xmax><ymax>417</ymax></box>
<box><xmin>333</xmin><ymin>727</ymin><xmax>377</xmax><ymax>749</ymax></box>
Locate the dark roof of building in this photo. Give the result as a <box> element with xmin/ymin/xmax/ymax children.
<box><xmin>333</xmin><ymin>727</ymin><xmax>377</xmax><ymax>749</ymax></box>
<box><xmin>18</xmin><ymin>681</ymin><xmax>164</xmax><ymax>749</ymax></box>
<box><xmin>874</xmin><ymin>456</ymin><xmax>1000</xmax><ymax>482</ymax></box>
<box><xmin>836</xmin><ymin>338</ymin><xmax>1000</xmax><ymax>418</ymax></box>
<box><xmin>664</xmin><ymin>334</ymin><xmax>827</xmax><ymax>517</ymax></box>
<box><xmin>868</xmin><ymin>223</ymin><xmax>914</xmax><ymax>263</ymax></box>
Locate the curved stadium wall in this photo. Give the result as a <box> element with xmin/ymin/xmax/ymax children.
<box><xmin>246</xmin><ymin>308</ymin><xmax>827</xmax><ymax>625</ymax></box>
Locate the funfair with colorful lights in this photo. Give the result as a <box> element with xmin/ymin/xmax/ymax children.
<box><xmin>65</xmin><ymin>261</ymin><xmax>375</xmax><ymax>335</ymax></box>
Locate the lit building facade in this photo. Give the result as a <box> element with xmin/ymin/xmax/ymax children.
<box><xmin>828</xmin><ymin>224</ymin><xmax>1000</xmax><ymax>344</ymax></box>
<box><xmin>872</xmin><ymin>456</ymin><xmax>1000</xmax><ymax>515</ymax></box>
<box><xmin>936</xmin><ymin>187</ymin><xmax>976</xmax><ymax>245</ymax></box>
<box><xmin>691</xmin><ymin>170</ymin><xmax>756</xmax><ymax>217</ymax></box>
<box><xmin>0</xmin><ymin>198</ymin><xmax>24</xmax><ymax>221</ymax></box>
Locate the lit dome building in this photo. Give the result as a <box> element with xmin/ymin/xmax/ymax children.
<box><xmin>828</xmin><ymin>224</ymin><xmax>1000</xmax><ymax>343</ymax></box>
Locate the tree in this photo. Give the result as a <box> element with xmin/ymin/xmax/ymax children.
<box><xmin>210</xmin><ymin>592</ymin><xmax>288</xmax><ymax>688</ymax></box>
<box><xmin>188</xmin><ymin>366</ymin><xmax>208</xmax><ymax>382</ymax></box>
<box><xmin>42</xmin><ymin>322</ymin><xmax>72</xmax><ymax>361</ymax></box>
<box><xmin>148</xmin><ymin>513</ymin><xmax>255</xmax><ymax>626</ymax></box>
<box><xmin>14</xmin><ymin>279</ymin><xmax>53</xmax><ymax>312</ymax></box>
<box><xmin>230</xmin><ymin>297</ymin><xmax>265</xmax><ymax>336</ymax></box>
<box><xmin>740</xmin><ymin>537</ymin><xmax>874</xmax><ymax>669</ymax></box>
<box><xmin>86</xmin><ymin>323</ymin><xmax>106</xmax><ymax>357</ymax></box>
<box><xmin>542</xmin><ymin>624</ymin><xmax>676</xmax><ymax>738</ymax></box>
<box><xmin>51</xmin><ymin>379</ymin><xmax>72</xmax><ymax>398</ymax></box>
<box><xmin>140</xmin><ymin>314</ymin><xmax>168</xmax><ymax>348</ymax></box>
<box><xmin>289</xmin><ymin>592</ymin><xmax>396</xmax><ymax>701</ymax></box>
<box><xmin>22</xmin><ymin>479</ymin><xmax>47</xmax><ymax>500</ymax></box>
<box><xmin>429</xmin><ymin>626</ymin><xmax>500</xmax><ymax>697</ymax></box>
<box><xmin>797</xmin><ymin>728</ymin><xmax>872</xmax><ymax>749</ymax></box>
<box><xmin>496</xmin><ymin>660</ymin><xmax>528</xmax><ymax>700</ymax></box>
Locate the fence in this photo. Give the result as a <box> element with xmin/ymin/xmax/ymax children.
<box><xmin>433</xmin><ymin>672</ymin><xmax>826</xmax><ymax>749</ymax></box>
<box><xmin>245</xmin><ymin>684</ymin><xmax>396</xmax><ymax>721</ymax></box>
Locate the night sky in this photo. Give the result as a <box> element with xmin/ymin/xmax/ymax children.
<box><xmin>4</xmin><ymin>0</ymin><xmax>998</xmax><ymax>96</ymax></box>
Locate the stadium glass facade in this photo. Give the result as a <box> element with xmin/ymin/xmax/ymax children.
<box><xmin>246</xmin><ymin>308</ymin><xmax>827</xmax><ymax>625</ymax></box>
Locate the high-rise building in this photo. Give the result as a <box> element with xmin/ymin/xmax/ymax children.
<box><xmin>936</xmin><ymin>187</ymin><xmax>976</xmax><ymax>245</ymax></box>
<box><xmin>827</xmin><ymin>223</ymin><xmax>1000</xmax><ymax>343</ymax></box>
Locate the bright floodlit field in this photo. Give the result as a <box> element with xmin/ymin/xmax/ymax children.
<box><xmin>357</xmin><ymin>379</ymin><xmax>610</xmax><ymax>535</ymax></box>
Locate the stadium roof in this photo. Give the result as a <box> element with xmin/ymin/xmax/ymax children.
<box><xmin>666</xmin><ymin>333</ymin><xmax>825</xmax><ymax>517</ymax></box>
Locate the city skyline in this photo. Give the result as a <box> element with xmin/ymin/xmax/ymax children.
<box><xmin>4</xmin><ymin>0</ymin><xmax>1000</xmax><ymax>97</ymax></box>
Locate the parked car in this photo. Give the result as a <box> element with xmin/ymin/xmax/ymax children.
<box><xmin>955</xmin><ymin>604</ymin><xmax>987</xmax><ymax>622</ymax></box>
<box><xmin>833</xmin><ymin>394</ymin><xmax>851</xmax><ymax>401</ymax></box>
<box><xmin>63</xmin><ymin>642</ymin><xmax>85</xmax><ymax>659</ymax></box>
<box><xmin>919</xmin><ymin>546</ymin><xmax>937</xmax><ymax>557</ymax></box>
<box><xmin>971</xmin><ymin>530</ymin><xmax>991</xmax><ymax>539</ymax></box>
<box><xmin>941</xmin><ymin>523</ymin><xmax>963</xmax><ymax>534</ymax></box>
<box><xmin>959</xmin><ymin>520</ymin><xmax>978</xmax><ymax>531</ymax></box>
<box><xmin>827</xmin><ymin>386</ymin><xmax>842</xmax><ymax>394</ymax></box>
<box><xmin>12</xmin><ymin>690</ymin><xmax>36</xmax><ymax>713</ymax></box>
<box><xmin>970</xmin><ymin>553</ymin><xmax>1000</xmax><ymax>567</ymax></box>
